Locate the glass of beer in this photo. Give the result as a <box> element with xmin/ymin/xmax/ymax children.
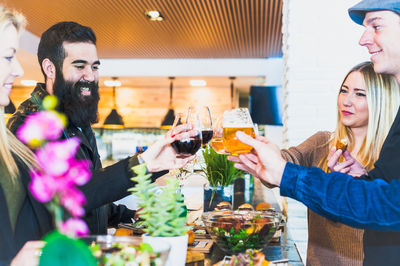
<box><xmin>222</xmin><ymin>108</ymin><xmax>255</xmax><ymax>156</ymax></box>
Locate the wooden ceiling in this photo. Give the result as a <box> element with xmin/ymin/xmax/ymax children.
<box><xmin>6</xmin><ymin>0</ymin><xmax>283</xmax><ymax>58</ymax></box>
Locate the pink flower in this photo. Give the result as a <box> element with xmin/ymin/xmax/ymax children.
<box><xmin>17</xmin><ymin>110</ymin><xmax>65</xmax><ymax>147</ymax></box>
<box><xmin>60</xmin><ymin>187</ymin><xmax>86</xmax><ymax>217</ymax></box>
<box><xmin>64</xmin><ymin>160</ymin><xmax>91</xmax><ymax>186</ymax></box>
<box><xmin>36</xmin><ymin>138</ymin><xmax>80</xmax><ymax>177</ymax></box>
<box><xmin>29</xmin><ymin>170</ymin><xmax>56</xmax><ymax>203</ymax></box>
<box><xmin>60</xmin><ymin>218</ymin><xmax>89</xmax><ymax>237</ymax></box>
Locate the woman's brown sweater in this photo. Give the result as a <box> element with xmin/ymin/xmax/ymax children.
<box><xmin>281</xmin><ymin>131</ymin><xmax>364</xmax><ymax>266</ymax></box>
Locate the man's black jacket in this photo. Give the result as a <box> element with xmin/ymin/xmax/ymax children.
<box><xmin>7</xmin><ymin>83</ymin><xmax>165</xmax><ymax>234</ymax></box>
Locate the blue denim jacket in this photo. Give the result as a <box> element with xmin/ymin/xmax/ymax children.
<box><xmin>280</xmin><ymin>162</ymin><xmax>400</xmax><ymax>231</ymax></box>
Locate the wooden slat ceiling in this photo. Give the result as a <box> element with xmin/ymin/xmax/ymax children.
<box><xmin>5</xmin><ymin>0</ymin><xmax>283</xmax><ymax>58</ymax></box>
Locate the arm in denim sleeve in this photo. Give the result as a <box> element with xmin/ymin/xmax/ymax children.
<box><xmin>280</xmin><ymin>162</ymin><xmax>400</xmax><ymax>231</ymax></box>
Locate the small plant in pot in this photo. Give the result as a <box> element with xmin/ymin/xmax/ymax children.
<box><xmin>201</xmin><ymin>145</ymin><xmax>243</xmax><ymax>212</ymax></box>
<box><xmin>129</xmin><ymin>164</ymin><xmax>191</xmax><ymax>266</ymax></box>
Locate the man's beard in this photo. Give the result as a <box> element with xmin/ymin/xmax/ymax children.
<box><xmin>53</xmin><ymin>73</ymin><xmax>100</xmax><ymax>128</ymax></box>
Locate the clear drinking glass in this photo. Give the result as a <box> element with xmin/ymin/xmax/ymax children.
<box><xmin>170</xmin><ymin>109</ymin><xmax>202</xmax><ymax>156</ymax></box>
<box><xmin>209</xmin><ymin>115</ymin><xmax>229</xmax><ymax>155</ymax></box>
<box><xmin>199</xmin><ymin>106</ymin><xmax>213</xmax><ymax>147</ymax></box>
<box><xmin>222</xmin><ymin>108</ymin><xmax>255</xmax><ymax>156</ymax></box>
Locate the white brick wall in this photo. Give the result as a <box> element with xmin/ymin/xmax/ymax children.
<box><xmin>282</xmin><ymin>0</ymin><xmax>369</xmax><ymax>147</ymax></box>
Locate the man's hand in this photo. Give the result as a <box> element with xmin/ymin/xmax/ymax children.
<box><xmin>327</xmin><ymin>147</ymin><xmax>367</xmax><ymax>177</ymax></box>
<box><xmin>140</xmin><ymin>124</ymin><xmax>196</xmax><ymax>172</ymax></box>
<box><xmin>228</xmin><ymin>131</ymin><xmax>286</xmax><ymax>187</ymax></box>
<box><xmin>11</xmin><ymin>241</ymin><xmax>45</xmax><ymax>266</ymax></box>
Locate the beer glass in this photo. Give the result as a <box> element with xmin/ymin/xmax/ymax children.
<box><xmin>222</xmin><ymin>108</ymin><xmax>255</xmax><ymax>156</ymax></box>
<box><xmin>171</xmin><ymin>110</ymin><xmax>202</xmax><ymax>156</ymax></box>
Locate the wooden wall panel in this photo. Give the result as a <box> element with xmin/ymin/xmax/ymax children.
<box><xmin>9</xmin><ymin>86</ymin><xmax>233</xmax><ymax>128</ymax></box>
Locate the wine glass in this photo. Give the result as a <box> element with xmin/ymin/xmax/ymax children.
<box><xmin>222</xmin><ymin>108</ymin><xmax>256</xmax><ymax>156</ymax></box>
<box><xmin>209</xmin><ymin>115</ymin><xmax>229</xmax><ymax>155</ymax></box>
<box><xmin>170</xmin><ymin>110</ymin><xmax>202</xmax><ymax>157</ymax></box>
<box><xmin>198</xmin><ymin>106</ymin><xmax>213</xmax><ymax>147</ymax></box>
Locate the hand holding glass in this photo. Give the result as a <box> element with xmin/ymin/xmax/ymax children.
<box><xmin>223</xmin><ymin>108</ymin><xmax>255</xmax><ymax>156</ymax></box>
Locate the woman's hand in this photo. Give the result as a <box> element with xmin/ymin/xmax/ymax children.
<box><xmin>11</xmin><ymin>241</ymin><xmax>45</xmax><ymax>266</ymax></box>
<box><xmin>228</xmin><ymin>132</ymin><xmax>286</xmax><ymax>187</ymax></box>
<box><xmin>327</xmin><ymin>147</ymin><xmax>367</xmax><ymax>177</ymax></box>
<box><xmin>140</xmin><ymin>124</ymin><xmax>197</xmax><ymax>172</ymax></box>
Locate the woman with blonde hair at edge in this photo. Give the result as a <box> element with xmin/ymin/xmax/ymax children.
<box><xmin>0</xmin><ymin>5</ymin><xmax>46</xmax><ymax>265</ymax></box>
<box><xmin>232</xmin><ymin>61</ymin><xmax>400</xmax><ymax>265</ymax></box>
<box><xmin>284</xmin><ymin>61</ymin><xmax>399</xmax><ymax>265</ymax></box>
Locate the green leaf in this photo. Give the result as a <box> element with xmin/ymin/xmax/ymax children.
<box><xmin>39</xmin><ymin>231</ymin><xmax>97</xmax><ymax>266</ymax></box>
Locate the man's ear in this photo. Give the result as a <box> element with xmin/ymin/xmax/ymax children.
<box><xmin>42</xmin><ymin>58</ymin><xmax>56</xmax><ymax>80</ymax></box>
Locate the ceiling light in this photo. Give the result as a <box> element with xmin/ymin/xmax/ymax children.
<box><xmin>190</xmin><ymin>80</ymin><xmax>207</xmax><ymax>87</ymax></box>
<box><xmin>104</xmin><ymin>80</ymin><xmax>122</xmax><ymax>87</ymax></box>
<box><xmin>21</xmin><ymin>80</ymin><xmax>37</xmax><ymax>86</ymax></box>
<box><xmin>103</xmin><ymin>78</ymin><xmax>124</xmax><ymax>129</ymax></box>
<box><xmin>161</xmin><ymin>77</ymin><xmax>176</xmax><ymax>129</ymax></box>
<box><xmin>146</xmin><ymin>10</ymin><xmax>164</xmax><ymax>21</ymax></box>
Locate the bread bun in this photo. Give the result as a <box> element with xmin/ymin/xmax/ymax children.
<box><xmin>256</xmin><ymin>202</ymin><xmax>273</xmax><ymax>211</ymax></box>
<box><xmin>238</xmin><ymin>203</ymin><xmax>254</xmax><ymax>211</ymax></box>
<box><xmin>335</xmin><ymin>138</ymin><xmax>348</xmax><ymax>152</ymax></box>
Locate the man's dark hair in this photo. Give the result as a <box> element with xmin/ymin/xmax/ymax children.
<box><xmin>37</xmin><ymin>21</ymin><xmax>96</xmax><ymax>80</ymax></box>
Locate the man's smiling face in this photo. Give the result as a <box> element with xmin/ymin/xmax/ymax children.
<box><xmin>359</xmin><ymin>11</ymin><xmax>400</xmax><ymax>80</ymax></box>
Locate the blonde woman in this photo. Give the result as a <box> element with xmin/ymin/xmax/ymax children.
<box><xmin>0</xmin><ymin>5</ymin><xmax>46</xmax><ymax>265</ymax></box>
<box><xmin>230</xmin><ymin>61</ymin><xmax>400</xmax><ymax>265</ymax></box>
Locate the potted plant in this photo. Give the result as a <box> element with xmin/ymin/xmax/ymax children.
<box><xmin>129</xmin><ymin>164</ymin><xmax>191</xmax><ymax>266</ymax></box>
<box><xmin>201</xmin><ymin>146</ymin><xmax>243</xmax><ymax>212</ymax></box>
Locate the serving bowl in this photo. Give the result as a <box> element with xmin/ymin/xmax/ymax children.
<box><xmin>202</xmin><ymin>209</ymin><xmax>283</xmax><ymax>254</ymax></box>
<box><xmin>81</xmin><ymin>235</ymin><xmax>170</xmax><ymax>265</ymax></box>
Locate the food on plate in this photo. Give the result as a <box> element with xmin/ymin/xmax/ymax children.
<box><xmin>237</xmin><ymin>203</ymin><xmax>254</xmax><ymax>211</ymax></box>
<box><xmin>187</xmin><ymin>230</ymin><xmax>195</xmax><ymax>245</ymax></box>
<box><xmin>215</xmin><ymin>201</ymin><xmax>233</xmax><ymax>210</ymax></box>
<box><xmin>89</xmin><ymin>241</ymin><xmax>163</xmax><ymax>266</ymax></box>
<box><xmin>214</xmin><ymin>249</ymin><xmax>270</xmax><ymax>266</ymax></box>
<box><xmin>255</xmin><ymin>202</ymin><xmax>272</xmax><ymax>211</ymax></box>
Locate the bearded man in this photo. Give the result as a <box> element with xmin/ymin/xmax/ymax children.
<box><xmin>7</xmin><ymin>22</ymin><xmax>188</xmax><ymax>234</ymax></box>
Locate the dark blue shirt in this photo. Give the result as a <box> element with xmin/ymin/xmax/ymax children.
<box><xmin>281</xmin><ymin>162</ymin><xmax>400</xmax><ymax>231</ymax></box>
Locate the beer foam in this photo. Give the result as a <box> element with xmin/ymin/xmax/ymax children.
<box><xmin>223</xmin><ymin>122</ymin><xmax>253</xmax><ymax>128</ymax></box>
<box><xmin>223</xmin><ymin>108</ymin><xmax>253</xmax><ymax>127</ymax></box>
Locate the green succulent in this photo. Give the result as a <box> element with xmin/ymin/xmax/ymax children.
<box><xmin>129</xmin><ymin>164</ymin><xmax>191</xmax><ymax>237</ymax></box>
<box><xmin>202</xmin><ymin>145</ymin><xmax>243</xmax><ymax>187</ymax></box>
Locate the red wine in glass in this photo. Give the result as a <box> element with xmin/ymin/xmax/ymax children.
<box><xmin>171</xmin><ymin>135</ymin><xmax>202</xmax><ymax>155</ymax></box>
<box><xmin>201</xmin><ymin>130</ymin><xmax>214</xmax><ymax>146</ymax></box>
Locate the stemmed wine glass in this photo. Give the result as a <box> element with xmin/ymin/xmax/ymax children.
<box><xmin>170</xmin><ymin>110</ymin><xmax>202</xmax><ymax>157</ymax></box>
<box><xmin>198</xmin><ymin>106</ymin><xmax>213</xmax><ymax>147</ymax></box>
<box><xmin>209</xmin><ymin>115</ymin><xmax>229</xmax><ymax>155</ymax></box>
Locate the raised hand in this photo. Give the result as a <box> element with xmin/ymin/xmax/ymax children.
<box><xmin>228</xmin><ymin>131</ymin><xmax>286</xmax><ymax>187</ymax></box>
<box><xmin>140</xmin><ymin>124</ymin><xmax>197</xmax><ymax>172</ymax></box>
<box><xmin>327</xmin><ymin>147</ymin><xmax>367</xmax><ymax>177</ymax></box>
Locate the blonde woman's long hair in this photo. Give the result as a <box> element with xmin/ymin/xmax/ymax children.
<box><xmin>0</xmin><ymin>6</ymin><xmax>37</xmax><ymax>181</ymax></box>
<box><xmin>320</xmin><ymin>61</ymin><xmax>400</xmax><ymax>172</ymax></box>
